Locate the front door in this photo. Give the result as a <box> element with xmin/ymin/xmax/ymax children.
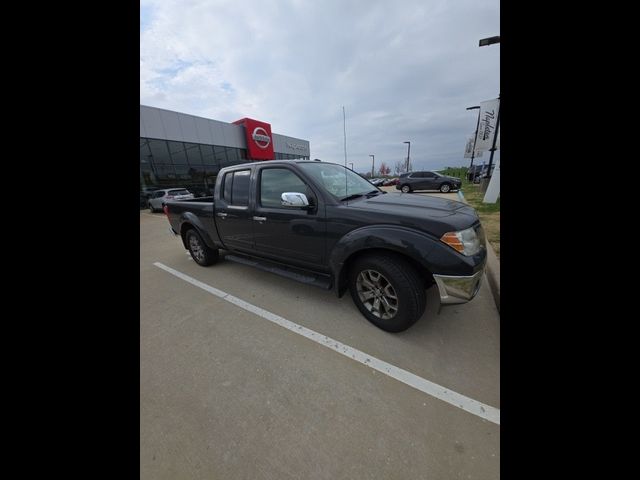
<box><xmin>252</xmin><ymin>166</ymin><xmax>325</xmax><ymax>270</ymax></box>
<box><xmin>422</xmin><ymin>172</ymin><xmax>438</xmax><ymax>190</ymax></box>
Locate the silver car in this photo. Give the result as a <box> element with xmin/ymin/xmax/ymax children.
<box><xmin>148</xmin><ymin>188</ymin><xmax>194</xmax><ymax>212</ymax></box>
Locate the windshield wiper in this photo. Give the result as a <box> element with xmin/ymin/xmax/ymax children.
<box><xmin>365</xmin><ymin>190</ymin><xmax>382</xmax><ymax>197</ymax></box>
<box><xmin>340</xmin><ymin>193</ymin><xmax>365</xmax><ymax>202</ymax></box>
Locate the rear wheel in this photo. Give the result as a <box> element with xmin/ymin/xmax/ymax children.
<box><xmin>440</xmin><ymin>183</ymin><xmax>451</xmax><ymax>193</ymax></box>
<box><xmin>186</xmin><ymin>229</ymin><xmax>219</xmax><ymax>266</ymax></box>
<box><xmin>348</xmin><ymin>253</ymin><xmax>426</xmax><ymax>332</ymax></box>
<box><xmin>401</xmin><ymin>184</ymin><xmax>411</xmax><ymax>193</ymax></box>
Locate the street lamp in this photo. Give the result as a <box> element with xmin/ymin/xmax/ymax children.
<box><xmin>479</xmin><ymin>36</ymin><xmax>500</xmax><ymax>47</ymax></box>
<box><xmin>403</xmin><ymin>141</ymin><xmax>411</xmax><ymax>173</ymax></box>
<box><xmin>466</xmin><ymin>106</ymin><xmax>481</xmax><ymax>182</ymax></box>
<box><xmin>477</xmin><ymin>36</ymin><xmax>500</xmax><ymax>194</ymax></box>
<box><xmin>369</xmin><ymin>155</ymin><xmax>375</xmax><ymax>177</ymax></box>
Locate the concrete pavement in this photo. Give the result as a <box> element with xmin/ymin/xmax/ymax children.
<box><xmin>140</xmin><ymin>210</ymin><xmax>500</xmax><ymax>479</ymax></box>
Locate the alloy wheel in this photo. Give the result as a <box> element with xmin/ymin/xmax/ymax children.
<box><xmin>356</xmin><ymin>269</ymin><xmax>399</xmax><ymax>320</ymax></box>
<box><xmin>189</xmin><ymin>235</ymin><xmax>205</xmax><ymax>262</ymax></box>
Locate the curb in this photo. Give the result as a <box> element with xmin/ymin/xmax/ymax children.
<box><xmin>458</xmin><ymin>189</ymin><xmax>500</xmax><ymax>313</ymax></box>
<box><xmin>484</xmin><ymin>241</ymin><xmax>500</xmax><ymax>313</ymax></box>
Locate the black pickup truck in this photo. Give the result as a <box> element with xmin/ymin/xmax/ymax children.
<box><xmin>164</xmin><ymin>160</ymin><xmax>486</xmax><ymax>332</ymax></box>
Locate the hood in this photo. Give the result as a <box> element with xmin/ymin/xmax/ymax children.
<box><xmin>344</xmin><ymin>192</ymin><xmax>479</xmax><ymax>236</ymax></box>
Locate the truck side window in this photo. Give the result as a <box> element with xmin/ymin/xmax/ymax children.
<box><xmin>226</xmin><ymin>169</ymin><xmax>250</xmax><ymax>206</ymax></box>
<box><xmin>260</xmin><ymin>168</ymin><xmax>309</xmax><ymax>208</ymax></box>
<box><xmin>223</xmin><ymin>172</ymin><xmax>232</xmax><ymax>202</ymax></box>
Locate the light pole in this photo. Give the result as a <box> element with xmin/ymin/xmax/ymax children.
<box><xmin>349</xmin><ymin>162</ymin><xmax>354</xmax><ymax>170</ymax></box>
<box><xmin>478</xmin><ymin>35</ymin><xmax>500</xmax><ymax>193</ymax></box>
<box><xmin>466</xmin><ymin>106</ymin><xmax>481</xmax><ymax>182</ymax></box>
<box><xmin>369</xmin><ymin>155</ymin><xmax>375</xmax><ymax>177</ymax></box>
<box><xmin>479</xmin><ymin>35</ymin><xmax>500</xmax><ymax>47</ymax></box>
<box><xmin>485</xmin><ymin>94</ymin><xmax>500</xmax><ymax>184</ymax></box>
<box><xmin>403</xmin><ymin>141</ymin><xmax>411</xmax><ymax>173</ymax></box>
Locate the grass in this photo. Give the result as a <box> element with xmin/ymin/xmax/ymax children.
<box><xmin>460</xmin><ymin>182</ymin><xmax>500</xmax><ymax>259</ymax></box>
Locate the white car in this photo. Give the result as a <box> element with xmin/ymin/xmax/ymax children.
<box><xmin>148</xmin><ymin>188</ymin><xmax>194</xmax><ymax>212</ymax></box>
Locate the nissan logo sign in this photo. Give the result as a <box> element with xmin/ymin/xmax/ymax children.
<box><xmin>252</xmin><ymin>127</ymin><xmax>271</xmax><ymax>149</ymax></box>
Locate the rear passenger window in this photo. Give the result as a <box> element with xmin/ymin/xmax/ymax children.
<box><xmin>223</xmin><ymin>170</ymin><xmax>251</xmax><ymax>206</ymax></box>
<box><xmin>223</xmin><ymin>173</ymin><xmax>232</xmax><ymax>201</ymax></box>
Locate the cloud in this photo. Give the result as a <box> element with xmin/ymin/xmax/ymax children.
<box><xmin>141</xmin><ymin>0</ymin><xmax>500</xmax><ymax>172</ymax></box>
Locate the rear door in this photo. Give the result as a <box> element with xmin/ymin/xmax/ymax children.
<box><xmin>214</xmin><ymin>168</ymin><xmax>255</xmax><ymax>252</ymax></box>
<box><xmin>410</xmin><ymin>172</ymin><xmax>427</xmax><ymax>190</ymax></box>
<box><xmin>150</xmin><ymin>190</ymin><xmax>165</xmax><ymax>209</ymax></box>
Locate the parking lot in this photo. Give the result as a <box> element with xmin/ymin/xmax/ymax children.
<box><xmin>140</xmin><ymin>192</ymin><xmax>500</xmax><ymax>479</ymax></box>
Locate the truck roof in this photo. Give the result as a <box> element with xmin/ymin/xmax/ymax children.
<box><xmin>222</xmin><ymin>160</ymin><xmax>337</xmax><ymax>169</ymax></box>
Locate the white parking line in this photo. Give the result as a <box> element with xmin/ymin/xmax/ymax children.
<box><xmin>153</xmin><ymin>261</ymin><xmax>500</xmax><ymax>425</ymax></box>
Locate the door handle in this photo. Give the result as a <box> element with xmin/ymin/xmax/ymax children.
<box><xmin>252</xmin><ymin>216</ymin><xmax>267</xmax><ymax>222</ymax></box>
<box><xmin>217</xmin><ymin>212</ymin><xmax>228</xmax><ymax>218</ymax></box>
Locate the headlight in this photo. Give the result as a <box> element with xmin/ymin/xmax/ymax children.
<box><xmin>440</xmin><ymin>226</ymin><xmax>484</xmax><ymax>256</ymax></box>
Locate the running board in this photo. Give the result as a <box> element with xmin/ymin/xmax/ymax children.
<box><xmin>224</xmin><ymin>254</ymin><xmax>332</xmax><ymax>290</ymax></box>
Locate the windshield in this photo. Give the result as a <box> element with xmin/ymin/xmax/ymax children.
<box><xmin>298</xmin><ymin>162</ymin><xmax>379</xmax><ymax>200</ymax></box>
<box><xmin>168</xmin><ymin>189</ymin><xmax>191</xmax><ymax>195</ymax></box>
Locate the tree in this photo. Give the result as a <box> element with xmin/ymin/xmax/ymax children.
<box><xmin>394</xmin><ymin>160</ymin><xmax>407</xmax><ymax>176</ymax></box>
<box><xmin>378</xmin><ymin>162</ymin><xmax>391</xmax><ymax>176</ymax></box>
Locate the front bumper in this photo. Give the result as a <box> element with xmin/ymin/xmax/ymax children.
<box><xmin>433</xmin><ymin>268</ymin><xmax>484</xmax><ymax>304</ymax></box>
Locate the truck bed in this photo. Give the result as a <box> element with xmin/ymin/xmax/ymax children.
<box><xmin>165</xmin><ymin>197</ymin><xmax>221</xmax><ymax>246</ymax></box>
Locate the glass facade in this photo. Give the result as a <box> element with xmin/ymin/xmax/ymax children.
<box><xmin>274</xmin><ymin>152</ymin><xmax>309</xmax><ymax>160</ymax></box>
<box><xmin>140</xmin><ymin>137</ymin><xmax>309</xmax><ymax>203</ymax></box>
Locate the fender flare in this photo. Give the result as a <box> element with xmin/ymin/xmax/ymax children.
<box><xmin>178</xmin><ymin>212</ymin><xmax>219</xmax><ymax>250</ymax></box>
<box><xmin>329</xmin><ymin>225</ymin><xmax>440</xmax><ymax>297</ymax></box>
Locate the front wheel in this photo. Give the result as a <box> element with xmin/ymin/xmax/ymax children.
<box><xmin>439</xmin><ymin>183</ymin><xmax>451</xmax><ymax>193</ymax></box>
<box><xmin>401</xmin><ymin>184</ymin><xmax>411</xmax><ymax>193</ymax></box>
<box><xmin>186</xmin><ymin>229</ymin><xmax>219</xmax><ymax>266</ymax></box>
<box><xmin>348</xmin><ymin>253</ymin><xmax>426</xmax><ymax>332</ymax></box>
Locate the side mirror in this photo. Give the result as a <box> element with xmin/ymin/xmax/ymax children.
<box><xmin>281</xmin><ymin>192</ymin><xmax>310</xmax><ymax>208</ymax></box>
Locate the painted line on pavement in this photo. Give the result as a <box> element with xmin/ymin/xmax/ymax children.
<box><xmin>153</xmin><ymin>261</ymin><xmax>500</xmax><ymax>425</ymax></box>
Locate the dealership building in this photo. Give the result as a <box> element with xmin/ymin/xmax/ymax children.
<box><xmin>140</xmin><ymin>105</ymin><xmax>311</xmax><ymax>197</ymax></box>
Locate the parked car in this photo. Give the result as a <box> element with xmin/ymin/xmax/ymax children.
<box><xmin>148</xmin><ymin>188</ymin><xmax>194</xmax><ymax>212</ymax></box>
<box><xmin>383</xmin><ymin>178</ymin><xmax>399</xmax><ymax>186</ymax></box>
<box><xmin>164</xmin><ymin>160</ymin><xmax>486</xmax><ymax>333</ymax></box>
<box><xmin>369</xmin><ymin>178</ymin><xmax>385</xmax><ymax>186</ymax></box>
<box><xmin>396</xmin><ymin>171</ymin><xmax>462</xmax><ymax>193</ymax></box>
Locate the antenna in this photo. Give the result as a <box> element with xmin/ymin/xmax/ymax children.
<box><xmin>343</xmin><ymin>106</ymin><xmax>348</xmax><ymax>203</ymax></box>
<box><xmin>343</xmin><ymin>106</ymin><xmax>347</xmax><ymax>167</ymax></box>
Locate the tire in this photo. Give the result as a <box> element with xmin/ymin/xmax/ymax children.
<box><xmin>149</xmin><ymin>203</ymin><xmax>155</xmax><ymax>213</ymax></box>
<box><xmin>439</xmin><ymin>183</ymin><xmax>451</xmax><ymax>193</ymax></box>
<box><xmin>348</xmin><ymin>253</ymin><xmax>426</xmax><ymax>332</ymax></box>
<box><xmin>185</xmin><ymin>229</ymin><xmax>219</xmax><ymax>266</ymax></box>
<box><xmin>401</xmin><ymin>184</ymin><xmax>411</xmax><ymax>193</ymax></box>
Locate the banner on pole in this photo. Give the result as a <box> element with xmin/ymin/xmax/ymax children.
<box><xmin>464</xmin><ymin>135</ymin><xmax>483</xmax><ymax>158</ymax></box>
<box><xmin>474</xmin><ymin>98</ymin><xmax>500</xmax><ymax>153</ymax></box>
<box><xmin>463</xmin><ymin>136</ymin><xmax>474</xmax><ymax>158</ymax></box>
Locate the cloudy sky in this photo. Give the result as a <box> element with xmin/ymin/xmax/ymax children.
<box><xmin>140</xmin><ymin>0</ymin><xmax>499</xmax><ymax>174</ymax></box>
